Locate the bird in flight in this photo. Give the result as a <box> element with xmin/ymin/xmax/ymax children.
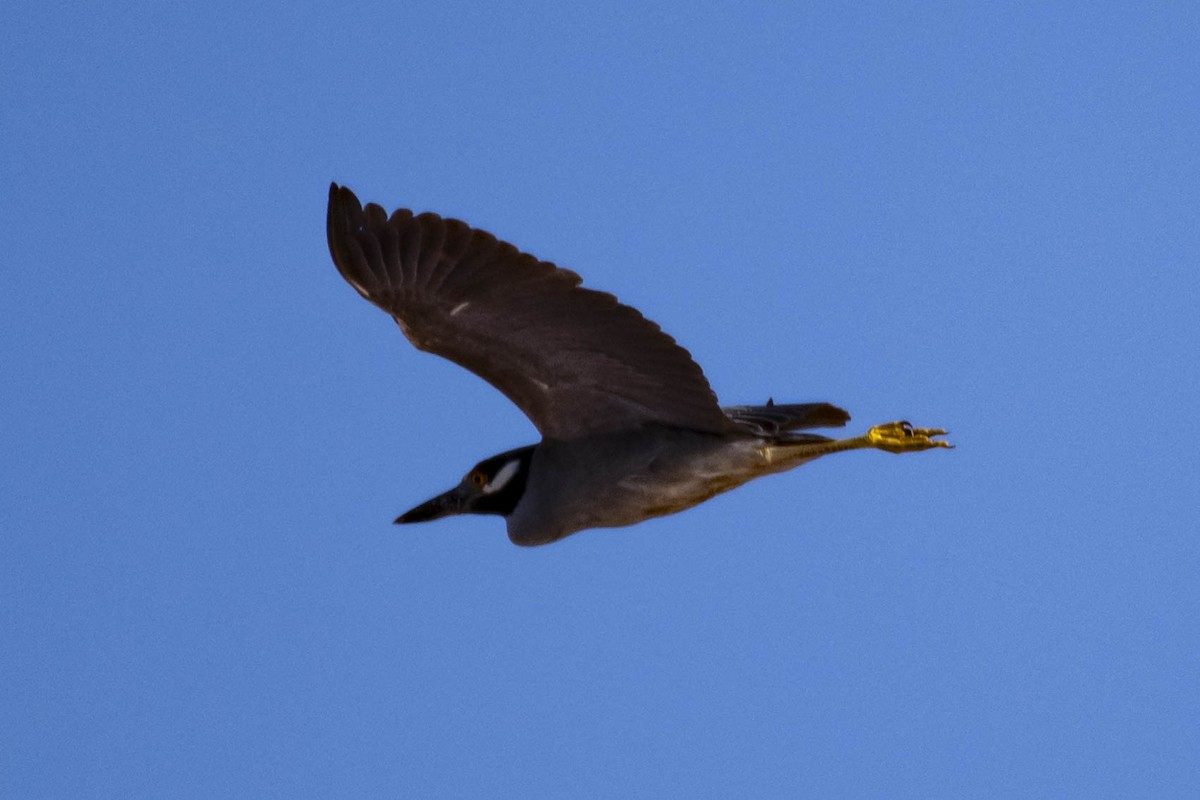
<box><xmin>327</xmin><ymin>183</ymin><xmax>950</xmax><ymax>546</ymax></box>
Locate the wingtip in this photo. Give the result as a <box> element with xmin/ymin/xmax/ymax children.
<box><xmin>326</xmin><ymin>184</ymin><xmax>363</xmax><ymax>234</ymax></box>
<box><xmin>328</xmin><ymin>182</ymin><xmax>358</xmax><ymax>210</ymax></box>
<box><xmin>326</xmin><ymin>183</ymin><xmax>364</xmax><ymax>276</ymax></box>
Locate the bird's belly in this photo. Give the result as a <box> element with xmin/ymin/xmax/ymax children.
<box><xmin>609</xmin><ymin>466</ymin><xmax>759</xmax><ymax>522</ymax></box>
<box><xmin>508</xmin><ymin>433</ymin><xmax>776</xmax><ymax>546</ymax></box>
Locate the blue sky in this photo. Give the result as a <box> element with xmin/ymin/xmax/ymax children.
<box><xmin>3</xmin><ymin>1</ymin><xmax>1198</xmax><ymax>797</ymax></box>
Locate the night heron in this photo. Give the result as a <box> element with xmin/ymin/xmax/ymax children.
<box><xmin>327</xmin><ymin>183</ymin><xmax>950</xmax><ymax>546</ymax></box>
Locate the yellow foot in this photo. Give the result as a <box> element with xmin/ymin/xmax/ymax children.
<box><xmin>867</xmin><ymin>421</ymin><xmax>953</xmax><ymax>454</ymax></box>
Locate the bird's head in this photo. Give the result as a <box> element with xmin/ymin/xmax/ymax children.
<box><xmin>395</xmin><ymin>445</ymin><xmax>535</xmax><ymax>525</ymax></box>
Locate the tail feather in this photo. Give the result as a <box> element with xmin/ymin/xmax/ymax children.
<box><xmin>722</xmin><ymin>401</ymin><xmax>850</xmax><ymax>436</ymax></box>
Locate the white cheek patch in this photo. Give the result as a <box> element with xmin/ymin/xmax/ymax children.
<box><xmin>482</xmin><ymin>459</ymin><xmax>520</xmax><ymax>494</ymax></box>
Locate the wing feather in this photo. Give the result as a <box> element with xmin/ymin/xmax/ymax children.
<box><xmin>328</xmin><ymin>183</ymin><xmax>729</xmax><ymax>439</ymax></box>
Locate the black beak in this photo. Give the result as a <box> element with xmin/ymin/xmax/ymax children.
<box><xmin>394</xmin><ymin>485</ymin><xmax>471</xmax><ymax>524</ymax></box>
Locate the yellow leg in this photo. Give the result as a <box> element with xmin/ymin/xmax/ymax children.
<box><xmin>761</xmin><ymin>420</ymin><xmax>952</xmax><ymax>466</ymax></box>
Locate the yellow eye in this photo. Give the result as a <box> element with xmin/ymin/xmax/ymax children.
<box><xmin>470</xmin><ymin>471</ymin><xmax>487</xmax><ymax>488</ymax></box>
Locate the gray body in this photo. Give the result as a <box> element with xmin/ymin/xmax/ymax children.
<box><xmin>512</xmin><ymin>428</ymin><xmax>817</xmax><ymax>545</ymax></box>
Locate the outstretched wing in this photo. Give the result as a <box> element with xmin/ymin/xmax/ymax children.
<box><xmin>327</xmin><ymin>183</ymin><xmax>730</xmax><ymax>440</ymax></box>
